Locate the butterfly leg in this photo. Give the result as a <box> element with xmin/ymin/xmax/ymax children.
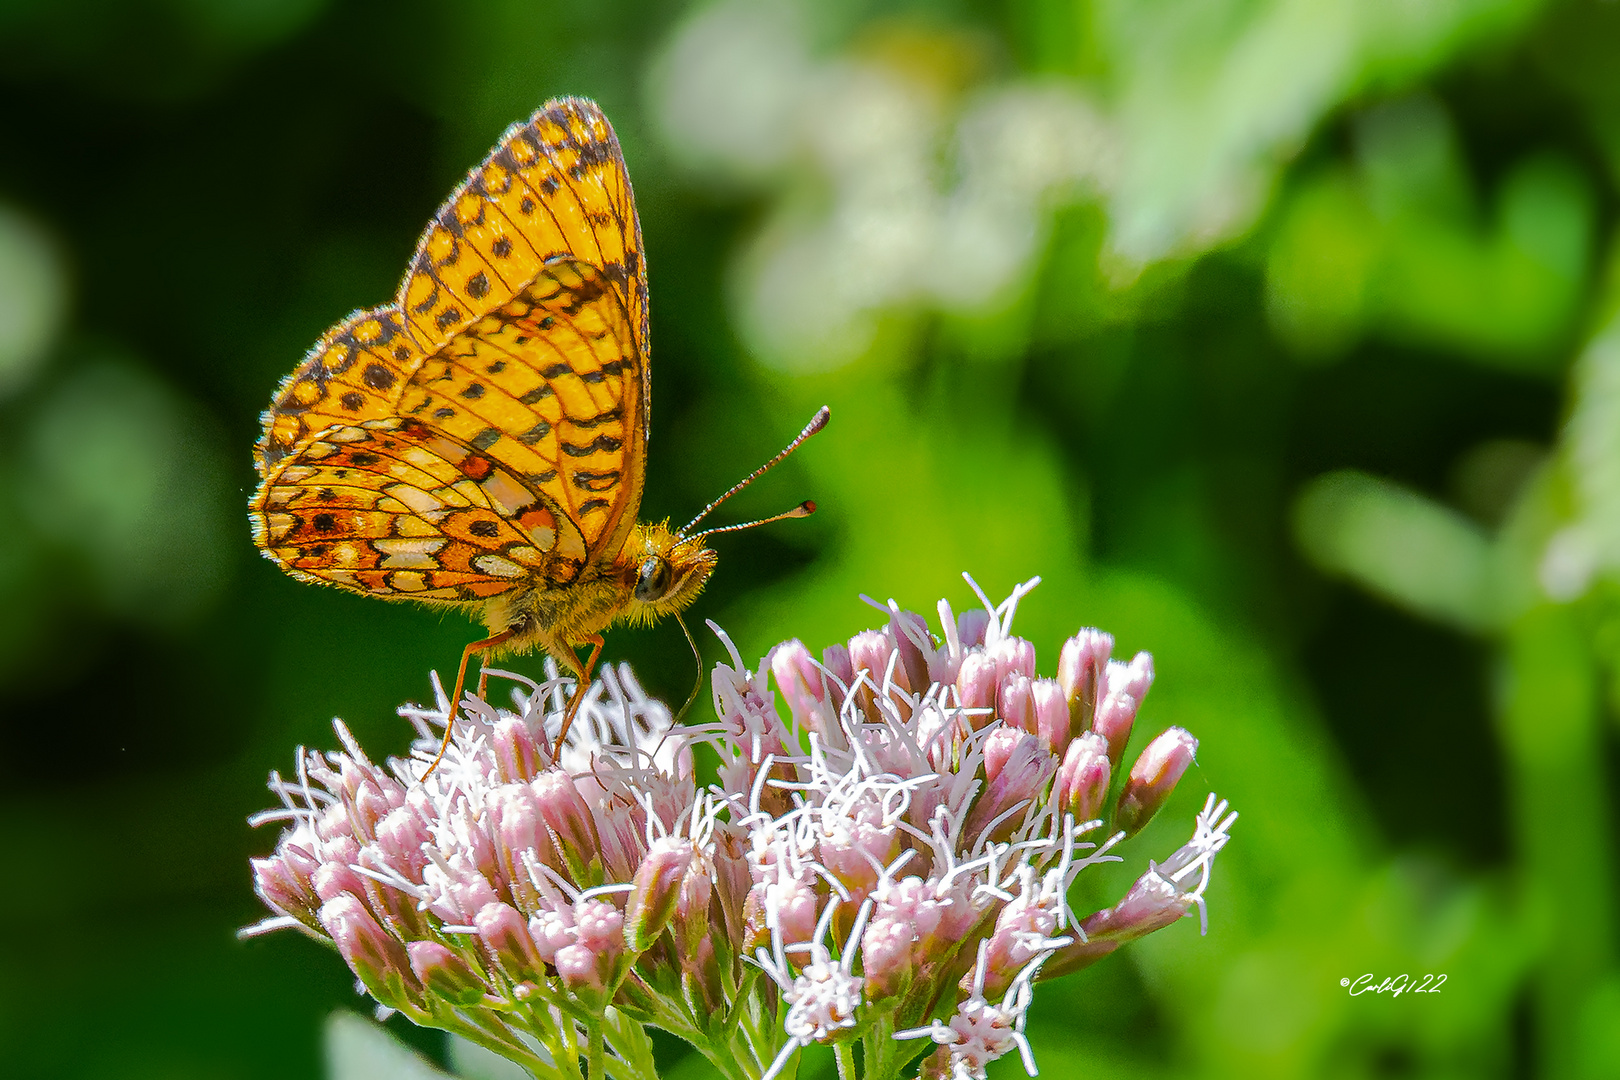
<box><xmin>422</xmin><ymin>627</ymin><xmax>516</xmax><ymax>779</ymax></box>
<box><xmin>552</xmin><ymin>633</ymin><xmax>605</xmax><ymax>756</ymax></box>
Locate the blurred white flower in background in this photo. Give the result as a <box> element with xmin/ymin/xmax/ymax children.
<box><xmin>649</xmin><ymin>1</ymin><xmax>1114</xmax><ymax>372</ymax></box>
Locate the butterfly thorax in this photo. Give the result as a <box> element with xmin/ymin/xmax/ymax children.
<box><xmin>482</xmin><ymin>520</ymin><xmax>716</xmax><ymax>658</ymax></box>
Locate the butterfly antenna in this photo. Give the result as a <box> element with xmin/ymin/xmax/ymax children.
<box><xmin>686</xmin><ymin>500</ymin><xmax>816</xmax><ymax>544</ymax></box>
<box><xmin>679</xmin><ymin>406</ymin><xmax>830</xmax><ymax>537</ymax></box>
<box><xmin>674</xmin><ymin>613</ymin><xmax>704</xmax><ymax>725</ymax></box>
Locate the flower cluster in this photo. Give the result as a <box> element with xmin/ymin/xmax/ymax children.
<box><xmin>246</xmin><ymin>577</ymin><xmax>1234</xmax><ymax>1080</ymax></box>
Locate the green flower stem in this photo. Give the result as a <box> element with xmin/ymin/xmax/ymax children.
<box><xmin>441</xmin><ymin>1009</ymin><xmax>561</xmax><ymax>1079</ymax></box>
<box><xmin>834</xmin><ymin>1040</ymin><xmax>858</xmax><ymax>1080</ymax></box>
<box><xmin>1501</xmin><ymin>604</ymin><xmax>1617</xmax><ymax>1080</ymax></box>
<box><xmin>585</xmin><ymin>1021</ymin><xmax>606</xmax><ymax>1080</ymax></box>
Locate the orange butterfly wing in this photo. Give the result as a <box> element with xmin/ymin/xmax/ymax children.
<box><xmin>251</xmin><ymin>98</ymin><xmax>649</xmax><ymax>602</ymax></box>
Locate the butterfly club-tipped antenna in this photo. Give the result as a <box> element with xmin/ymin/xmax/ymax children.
<box><xmin>678</xmin><ymin>406</ymin><xmax>830</xmax><ymax>541</ymax></box>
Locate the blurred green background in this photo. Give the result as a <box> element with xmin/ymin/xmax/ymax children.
<box><xmin>3</xmin><ymin>0</ymin><xmax>1619</xmax><ymax>1077</ymax></box>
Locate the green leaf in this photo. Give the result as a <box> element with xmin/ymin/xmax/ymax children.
<box><xmin>325</xmin><ymin>1012</ymin><xmax>457</xmax><ymax>1080</ymax></box>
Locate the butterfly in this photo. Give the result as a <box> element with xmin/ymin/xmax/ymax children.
<box><xmin>249</xmin><ymin>97</ymin><xmax>825</xmax><ymax>765</ymax></box>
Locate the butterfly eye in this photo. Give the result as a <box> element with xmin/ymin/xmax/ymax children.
<box><xmin>635</xmin><ymin>557</ymin><xmax>673</xmax><ymax>602</ymax></box>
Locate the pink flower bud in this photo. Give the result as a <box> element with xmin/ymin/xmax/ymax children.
<box><xmin>319</xmin><ymin>895</ymin><xmax>418</xmax><ymax>1009</ymax></box>
<box><xmin>1108</xmin><ymin>651</ymin><xmax>1155</xmax><ymax>702</ymax></box>
<box><xmin>486</xmin><ymin>784</ymin><xmax>546</xmax><ymax>912</ymax></box>
<box><xmin>359</xmin><ymin>861</ymin><xmax>429</xmax><ymax>940</ymax></box>
<box><xmin>1029</xmin><ymin>678</ymin><xmax>1069</xmax><ymax>753</ymax></box>
<box><xmin>860</xmin><ymin>915</ymin><xmax>915</xmax><ymax>1001</ymax></box>
<box><xmin>528</xmin><ymin>905</ymin><xmax>575</xmax><ymax>965</ymax></box>
<box><xmin>252</xmin><ymin>856</ymin><xmax>319</xmax><ymax>929</ymax></box>
<box><xmin>1115</xmin><ymin>727</ymin><xmax>1197</xmax><ymax>837</ymax></box>
<box><xmin>955</xmin><ymin>652</ymin><xmax>998</xmax><ymax>728</ymax></box>
<box><xmin>1092</xmin><ymin>653</ymin><xmax>1153</xmax><ymax>764</ymax></box>
<box><xmin>1054</xmin><ymin>731</ymin><xmax>1111</xmax><ymax>824</ymax></box>
<box><xmin>492</xmin><ymin>717</ymin><xmax>542</xmax><ymax>783</ymax></box>
<box><xmin>558</xmin><ymin>898</ymin><xmax>625</xmax><ymax>1009</ymax></box>
<box><xmin>849</xmin><ymin>629</ymin><xmax>903</xmax><ymax>716</ymax></box>
<box><xmin>373</xmin><ymin>805</ymin><xmax>431</xmax><ymax>884</ymax></box>
<box><xmin>475</xmin><ymin>901</ymin><xmax>544</xmax><ymax>982</ymax></box>
<box><xmin>768</xmin><ymin>873</ymin><xmax>821</xmax><ymax>944</ymax></box>
<box><xmin>821</xmin><ymin>643</ymin><xmax>854</xmax><ymax>695</ymax></box>
<box><xmin>957</xmin><ymin>608</ymin><xmax>991</xmax><ymax>650</ymax></box>
<box><xmin>889</xmin><ymin>609</ymin><xmax>933</xmax><ymax>694</ymax></box>
<box><xmin>625</xmin><ymin>837</ymin><xmax>693</xmax><ymax>953</ymax></box>
<box><xmin>1046</xmin><ymin>869</ymin><xmax>1190</xmax><ymax>981</ymax></box>
<box><xmin>444</xmin><ymin>871</ymin><xmax>500</xmax><ymax>925</ymax></box>
<box><xmin>312</xmin><ymin>860</ymin><xmax>368</xmax><ymax>905</ymax></box>
<box><xmin>407</xmin><ymin>940</ymin><xmax>487</xmax><ymax>1006</ymax></box>
<box><xmin>1057</xmin><ymin>629</ymin><xmax>1113</xmax><ymax>731</ymax></box>
<box><xmin>930</xmin><ymin>875</ymin><xmax>983</xmax><ymax>944</ymax></box>
<box><xmin>964</xmin><ymin>732</ymin><xmax>1056</xmax><ymax>846</ymax></box>
<box><xmin>998</xmin><ymin>674</ymin><xmax>1034</xmax><ymax>734</ymax></box>
<box><xmin>818</xmin><ymin>800</ymin><xmax>900</xmax><ymax>904</ymax></box>
<box><xmin>877</xmin><ymin>876</ymin><xmax>945</xmax><ymax>940</ymax></box>
<box><xmin>772</xmin><ymin>639</ymin><xmax>829</xmax><ymax>727</ymax></box>
<box><xmin>981</xmin><ymin>725</ymin><xmax>1025</xmax><ymax>783</ymax></box>
<box><xmin>532</xmin><ymin>769</ymin><xmax>601</xmax><ymax>884</ymax></box>
<box><xmin>555</xmin><ymin>942</ymin><xmax>608</xmax><ymax>1006</ymax></box>
<box><xmin>673</xmin><ymin>859</ymin><xmax>714</xmax><ymax>965</ymax></box>
<box><xmin>977</xmin><ymin>891</ymin><xmax>1061</xmax><ymax>1000</ymax></box>
<box><xmin>711</xmin><ymin>822</ymin><xmax>753</xmax><ymax>952</ymax></box>
<box><xmin>573</xmin><ymin>898</ymin><xmax>624</xmax><ymax>954</ymax></box>
<box><xmin>988</xmin><ymin>635</ymin><xmax>1036</xmax><ymax>684</ymax></box>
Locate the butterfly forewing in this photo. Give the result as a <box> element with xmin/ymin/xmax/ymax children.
<box><xmin>394</xmin><ymin>259</ymin><xmax>646</xmax><ymax>564</ymax></box>
<box><xmin>256</xmin><ymin>97</ymin><xmax>648</xmax><ymax>472</ymax></box>
<box><xmin>399</xmin><ymin>100</ymin><xmax>649</xmax><ymax>369</ymax></box>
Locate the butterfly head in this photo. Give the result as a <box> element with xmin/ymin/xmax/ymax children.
<box><xmin>620</xmin><ymin>407</ymin><xmax>829</xmax><ymax>629</ymax></box>
<box><xmin>621</xmin><ymin>521</ymin><xmax>718</xmax><ymax>628</ymax></box>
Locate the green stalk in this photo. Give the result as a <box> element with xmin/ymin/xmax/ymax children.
<box><xmin>834</xmin><ymin>1040</ymin><xmax>859</xmax><ymax>1080</ymax></box>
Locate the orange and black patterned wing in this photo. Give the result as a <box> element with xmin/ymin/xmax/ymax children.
<box><xmin>252</xmin><ymin>259</ymin><xmax>645</xmax><ymax>595</ymax></box>
<box><xmin>394</xmin><ymin>259</ymin><xmax>646</xmax><ymax>566</ymax></box>
<box><xmin>251</xmin><ymin>416</ymin><xmax>585</xmax><ymax>602</ymax></box>
<box><xmin>400</xmin><ymin>97</ymin><xmax>649</xmax><ymax>368</ymax></box>
<box><xmin>256</xmin><ymin>96</ymin><xmax>649</xmax><ymax>474</ymax></box>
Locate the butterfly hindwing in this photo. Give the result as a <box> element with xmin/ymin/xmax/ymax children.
<box><xmin>254</xmin><ymin>417</ymin><xmax>588</xmax><ymax>601</ymax></box>
<box><xmin>257</xmin><ymin>308</ymin><xmax>424</xmax><ymax>472</ymax></box>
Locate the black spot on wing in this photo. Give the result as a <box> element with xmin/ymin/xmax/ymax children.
<box><xmin>560</xmin><ymin>434</ymin><xmax>622</xmax><ymax>457</ymax></box>
<box><xmin>571</xmin><ymin>407</ymin><xmax>622</xmax><ymax>430</ymax></box>
<box><xmin>570</xmin><ymin>469</ymin><xmax>620</xmax><ymax>493</ymax></box>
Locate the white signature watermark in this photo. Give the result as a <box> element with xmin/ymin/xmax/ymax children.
<box><xmin>1341</xmin><ymin>974</ymin><xmax>1446</xmax><ymax>997</ymax></box>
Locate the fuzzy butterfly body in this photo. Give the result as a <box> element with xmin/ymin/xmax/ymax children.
<box><xmin>250</xmin><ymin>98</ymin><xmax>725</xmax><ymax>738</ymax></box>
